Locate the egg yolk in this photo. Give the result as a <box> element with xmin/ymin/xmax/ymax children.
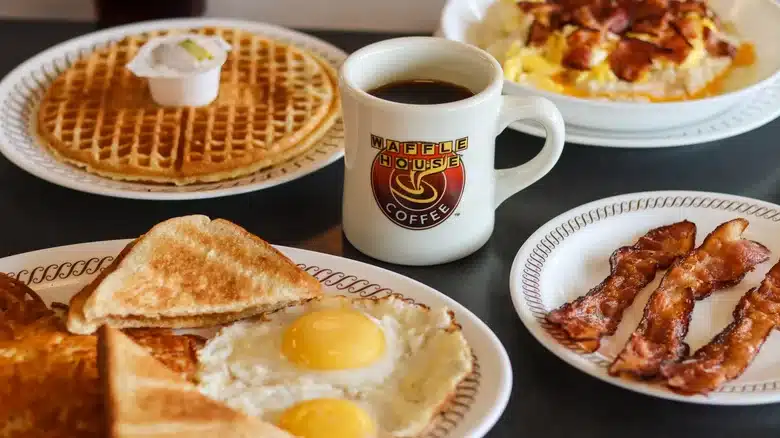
<box><xmin>277</xmin><ymin>398</ymin><xmax>376</xmax><ymax>438</ymax></box>
<box><xmin>281</xmin><ymin>308</ymin><xmax>385</xmax><ymax>370</ymax></box>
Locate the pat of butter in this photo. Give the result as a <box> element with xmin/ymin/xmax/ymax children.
<box><xmin>127</xmin><ymin>33</ymin><xmax>231</xmax><ymax>107</ymax></box>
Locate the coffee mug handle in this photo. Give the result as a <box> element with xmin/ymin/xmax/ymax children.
<box><xmin>493</xmin><ymin>95</ymin><xmax>565</xmax><ymax>208</ymax></box>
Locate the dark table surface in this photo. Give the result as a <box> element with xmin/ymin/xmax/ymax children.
<box><xmin>2</xmin><ymin>19</ymin><xmax>780</xmax><ymax>438</ymax></box>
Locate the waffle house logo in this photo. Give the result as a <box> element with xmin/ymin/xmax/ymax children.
<box><xmin>370</xmin><ymin>134</ymin><xmax>467</xmax><ymax>230</ymax></box>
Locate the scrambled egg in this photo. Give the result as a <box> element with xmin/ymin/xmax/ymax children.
<box><xmin>479</xmin><ymin>0</ymin><xmax>744</xmax><ymax>100</ymax></box>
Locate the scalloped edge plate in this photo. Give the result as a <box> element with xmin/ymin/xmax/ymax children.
<box><xmin>510</xmin><ymin>190</ymin><xmax>780</xmax><ymax>404</ymax></box>
<box><xmin>0</xmin><ymin>240</ymin><xmax>512</xmax><ymax>436</ymax></box>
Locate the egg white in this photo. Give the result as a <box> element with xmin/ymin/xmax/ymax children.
<box><xmin>196</xmin><ymin>295</ymin><xmax>473</xmax><ymax>436</ymax></box>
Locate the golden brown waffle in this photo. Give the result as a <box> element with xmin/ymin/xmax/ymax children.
<box><xmin>37</xmin><ymin>27</ymin><xmax>340</xmax><ymax>185</ymax></box>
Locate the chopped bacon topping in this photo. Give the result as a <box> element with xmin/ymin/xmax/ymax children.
<box><xmin>528</xmin><ymin>20</ymin><xmax>553</xmax><ymax>47</ymax></box>
<box><xmin>571</xmin><ymin>5</ymin><xmax>601</xmax><ymax>29</ymax></box>
<box><xmin>632</xmin><ymin>0</ymin><xmax>670</xmax><ymax>20</ymax></box>
<box><xmin>703</xmin><ymin>27</ymin><xmax>737</xmax><ymax>57</ymax></box>
<box><xmin>603</xmin><ymin>7</ymin><xmax>630</xmax><ymax>33</ymax></box>
<box><xmin>673</xmin><ymin>13</ymin><xmax>700</xmax><ymax>41</ymax></box>
<box><xmin>660</xmin><ymin>29</ymin><xmax>693</xmax><ymax>63</ymax></box>
<box><xmin>630</xmin><ymin>12</ymin><xmax>671</xmax><ymax>36</ymax></box>
<box><xmin>670</xmin><ymin>0</ymin><xmax>707</xmax><ymax>16</ymax></box>
<box><xmin>563</xmin><ymin>28</ymin><xmax>601</xmax><ymax>70</ymax></box>
<box><xmin>609</xmin><ymin>38</ymin><xmax>658</xmax><ymax>82</ymax></box>
<box><xmin>514</xmin><ymin>0</ymin><xmax>739</xmax><ymax>82</ymax></box>
<box><xmin>570</xmin><ymin>5</ymin><xmax>630</xmax><ymax>33</ymax></box>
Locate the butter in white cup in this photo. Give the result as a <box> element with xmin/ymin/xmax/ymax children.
<box><xmin>126</xmin><ymin>34</ymin><xmax>231</xmax><ymax>107</ymax></box>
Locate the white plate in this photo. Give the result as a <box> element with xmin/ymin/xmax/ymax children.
<box><xmin>510</xmin><ymin>190</ymin><xmax>780</xmax><ymax>405</ymax></box>
<box><xmin>439</xmin><ymin>0</ymin><xmax>780</xmax><ymax>132</ymax></box>
<box><xmin>0</xmin><ymin>240</ymin><xmax>512</xmax><ymax>437</ymax></box>
<box><xmin>0</xmin><ymin>18</ymin><xmax>347</xmax><ymax>200</ymax></box>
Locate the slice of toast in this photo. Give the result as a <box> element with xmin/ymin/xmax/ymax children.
<box><xmin>98</xmin><ymin>325</ymin><xmax>293</xmax><ymax>437</ymax></box>
<box><xmin>67</xmin><ymin>215</ymin><xmax>322</xmax><ymax>334</ymax></box>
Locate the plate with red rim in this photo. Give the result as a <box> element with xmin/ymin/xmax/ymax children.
<box><xmin>0</xmin><ymin>239</ymin><xmax>512</xmax><ymax>437</ymax></box>
<box><xmin>509</xmin><ymin>190</ymin><xmax>780</xmax><ymax>404</ymax></box>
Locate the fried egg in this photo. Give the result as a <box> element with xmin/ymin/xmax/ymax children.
<box><xmin>197</xmin><ymin>295</ymin><xmax>473</xmax><ymax>438</ymax></box>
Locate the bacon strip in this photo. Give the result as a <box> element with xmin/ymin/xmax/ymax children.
<box><xmin>608</xmin><ymin>219</ymin><xmax>770</xmax><ymax>379</ymax></box>
<box><xmin>0</xmin><ymin>273</ymin><xmax>60</xmax><ymax>340</ymax></box>
<box><xmin>546</xmin><ymin>221</ymin><xmax>696</xmax><ymax>353</ymax></box>
<box><xmin>661</xmin><ymin>261</ymin><xmax>780</xmax><ymax>395</ymax></box>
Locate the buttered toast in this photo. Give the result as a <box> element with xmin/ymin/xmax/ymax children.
<box><xmin>67</xmin><ymin>215</ymin><xmax>322</xmax><ymax>334</ymax></box>
<box><xmin>99</xmin><ymin>325</ymin><xmax>293</xmax><ymax>438</ymax></box>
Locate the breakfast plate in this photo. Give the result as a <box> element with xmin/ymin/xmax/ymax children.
<box><xmin>0</xmin><ymin>18</ymin><xmax>347</xmax><ymax>200</ymax></box>
<box><xmin>0</xmin><ymin>239</ymin><xmax>512</xmax><ymax>437</ymax></box>
<box><xmin>510</xmin><ymin>190</ymin><xmax>780</xmax><ymax>404</ymax></box>
<box><xmin>439</xmin><ymin>0</ymin><xmax>780</xmax><ymax>133</ymax></box>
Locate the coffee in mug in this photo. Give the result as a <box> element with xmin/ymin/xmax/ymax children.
<box><xmin>368</xmin><ymin>79</ymin><xmax>475</xmax><ymax>105</ymax></box>
<box><xmin>338</xmin><ymin>37</ymin><xmax>566</xmax><ymax>266</ymax></box>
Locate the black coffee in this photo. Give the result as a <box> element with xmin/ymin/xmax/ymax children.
<box><xmin>368</xmin><ymin>79</ymin><xmax>474</xmax><ymax>105</ymax></box>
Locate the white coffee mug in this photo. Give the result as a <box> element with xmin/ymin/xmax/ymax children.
<box><xmin>339</xmin><ymin>37</ymin><xmax>565</xmax><ymax>266</ymax></box>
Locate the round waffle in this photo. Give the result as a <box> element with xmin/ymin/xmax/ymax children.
<box><xmin>36</xmin><ymin>27</ymin><xmax>340</xmax><ymax>185</ymax></box>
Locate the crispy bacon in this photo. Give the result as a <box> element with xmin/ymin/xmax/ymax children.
<box><xmin>570</xmin><ymin>5</ymin><xmax>629</xmax><ymax>34</ymax></box>
<box><xmin>661</xmin><ymin>261</ymin><xmax>780</xmax><ymax>395</ymax></box>
<box><xmin>547</xmin><ymin>221</ymin><xmax>696</xmax><ymax>353</ymax></box>
<box><xmin>660</xmin><ymin>29</ymin><xmax>693</xmax><ymax>64</ymax></box>
<box><xmin>673</xmin><ymin>13</ymin><xmax>700</xmax><ymax>42</ymax></box>
<box><xmin>0</xmin><ymin>273</ymin><xmax>61</xmax><ymax>341</ymax></box>
<box><xmin>608</xmin><ymin>37</ymin><xmax>659</xmax><ymax>82</ymax></box>
<box><xmin>528</xmin><ymin>20</ymin><xmax>553</xmax><ymax>46</ymax></box>
<box><xmin>608</xmin><ymin>219</ymin><xmax>770</xmax><ymax>379</ymax></box>
<box><xmin>571</xmin><ymin>5</ymin><xmax>602</xmax><ymax>29</ymax></box>
<box><xmin>513</xmin><ymin>0</ymin><xmax>739</xmax><ymax>82</ymax></box>
<box><xmin>563</xmin><ymin>28</ymin><xmax>602</xmax><ymax>69</ymax></box>
<box><xmin>703</xmin><ymin>27</ymin><xmax>737</xmax><ymax>57</ymax></box>
<box><xmin>631</xmin><ymin>12</ymin><xmax>671</xmax><ymax>36</ymax></box>
<box><xmin>670</xmin><ymin>0</ymin><xmax>708</xmax><ymax>16</ymax></box>
<box><xmin>603</xmin><ymin>7</ymin><xmax>630</xmax><ymax>33</ymax></box>
<box><xmin>633</xmin><ymin>0</ymin><xmax>670</xmax><ymax>20</ymax></box>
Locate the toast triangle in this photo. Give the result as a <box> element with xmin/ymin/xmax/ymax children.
<box><xmin>98</xmin><ymin>325</ymin><xmax>293</xmax><ymax>437</ymax></box>
<box><xmin>67</xmin><ymin>215</ymin><xmax>322</xmax><ymax>334</ymax></box>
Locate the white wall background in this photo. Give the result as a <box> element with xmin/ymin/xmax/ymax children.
<box><xmin>0</xmin><ymin>0</ymin><xmax>447</xmax><ymax>32</ymax></box>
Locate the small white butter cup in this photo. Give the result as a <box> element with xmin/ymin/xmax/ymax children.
<box><xmin>147</xmin><ymin>67</ymin><xmax>221</xmax><ymax>107</ymax></box>
<box><xmin>126</xmin><ymin>34</ymin><xmax>231</xmax><ymax>107</ymax></box>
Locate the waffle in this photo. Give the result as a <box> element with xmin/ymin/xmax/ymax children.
<box><xmin>36</xmin><ymin>27</ymin><xmax>340</xmax><ymax>185</ymax></box>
